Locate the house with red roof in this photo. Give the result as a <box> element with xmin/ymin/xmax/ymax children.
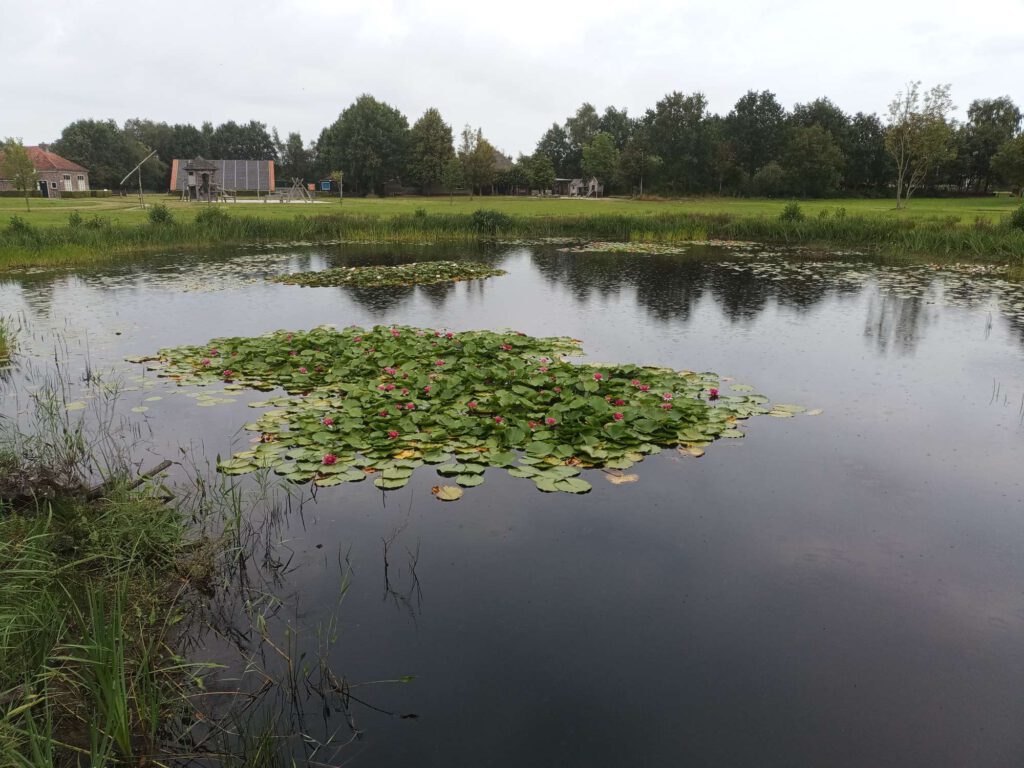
<box><xmin>0</xmin><ymin>146</ymin><xmax>90</xmax><ymax>198</ymax></box>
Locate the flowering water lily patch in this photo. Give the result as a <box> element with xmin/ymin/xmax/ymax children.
<box><xmin>140</xmin><ymin>325</ymin><xmax>788</xmax><ymax>496</ymax></box>
<box><xmin>270</xmin><ymin>261</ymin><xmax>506</xmax><ymax>288</ymax></box>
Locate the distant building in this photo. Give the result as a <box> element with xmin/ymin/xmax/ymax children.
<box><xmin>0</xmin><ymin>146</ymin><xmax>90</xmax><ymax>198</ymax></box>
<box><xmin>552</xmin><ymin>177</ymin><xmax>604</xmax><ymax>197</ymax></box>
<box><xmin>169</xmin><ymin>158</ymin><xmax>275</xmax><ymax>194</ymax></box>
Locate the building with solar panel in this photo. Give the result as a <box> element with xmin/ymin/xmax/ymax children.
<box><xmin>169</xmin><ymin>158</ymin><xmax>275</xmax><ymax>198</ymax></box>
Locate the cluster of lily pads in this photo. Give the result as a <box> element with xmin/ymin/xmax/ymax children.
<box><xmin>270</xmin><ymin>261</ymin><xmax>506</xmax><ymax>288</ymax></box>
<box><xmin>140</xmin><ymin>325</ymin><xmax>790</xmax><ymax>497</ymax></box>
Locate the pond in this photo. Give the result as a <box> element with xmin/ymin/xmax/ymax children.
<box><xmin>3</xmin><ymin>242</ymin><xmax>1024</xmax><ymax>766</ymax></box>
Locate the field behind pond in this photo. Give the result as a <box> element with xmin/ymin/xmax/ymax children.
<box><xmin>2</xmin><ymin>193</ymin><xmax>1021</xmax><ymax>228</ymax></box>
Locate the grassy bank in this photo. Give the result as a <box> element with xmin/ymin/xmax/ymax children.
<box><xmin>3</xmin><ymin>202</ymin><xmax>1024</xmax><ymax>269</ymax></box>
<box><xmin>2</xmin><ymin>194</ymin><xmax>1021</xmax><ymax>227</ymax></box>
<box><xmin>0</xmin><ymin>373</ymin><xmax>384</xmax><ymax>765</ymax></box>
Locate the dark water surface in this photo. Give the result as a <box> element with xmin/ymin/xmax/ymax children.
<box><xmin>3</xmin><ymin>243</ymin><xmax>1024</xmax><ymax>766</ymax></box>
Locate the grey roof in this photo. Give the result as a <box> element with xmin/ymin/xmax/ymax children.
<box><xmin>173</xmin><ymin>158</ymin><xmax>274</xmax><ymax>191</ymax></box>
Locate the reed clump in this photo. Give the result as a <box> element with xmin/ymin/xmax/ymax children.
<box><xmin>2</xmin><ymin>208</ymin><xmax>1024</xmax><ymax>269</ymax></box>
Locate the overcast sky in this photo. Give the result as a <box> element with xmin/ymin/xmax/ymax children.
<box><xmin>3</xmin><ymin>0</ymin><xmax>1022</xmax><ymax>156</ymax></box>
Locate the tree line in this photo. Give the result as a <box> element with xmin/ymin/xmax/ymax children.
<box><xmin>15</xmin><ymin>85</ymin><xmax>1024</xmax><ymax>200</ymax></box>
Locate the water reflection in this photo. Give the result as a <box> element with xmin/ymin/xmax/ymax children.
<box><xmin>863</xmin><ymin>292</ymin><xmax>935</xmax><ymax>355</ymax></box>
<box><xmin>4</xmin><ymin>242</ymin><xmax>1024</xmax><ymax>765</ymax></box>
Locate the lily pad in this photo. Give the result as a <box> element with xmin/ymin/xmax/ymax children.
<box><xmin>432</xmin><ymin>485</ymin><xmax>463</xmax><ymax>502</ymax></box>
<box><xmin>136</xmin><ymin>324</ymin><xmax>792</xmax><ymax>496</ymax></box>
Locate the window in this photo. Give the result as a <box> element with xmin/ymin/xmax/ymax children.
<box><xmin>63</xmin><ymin>174</ymin><xmax>71</xmax><ymax>180</ymax></box>
<box><xmin>50</xmin><ymin>181</ymin><xmax>57</xmax><ymax>189</ymax></box>
<box><xmin>77</xmin><ymin>175</ymin><xmax>83</xmax><ymax>181</ymax></box>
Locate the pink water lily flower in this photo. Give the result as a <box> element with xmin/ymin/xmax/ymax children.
<box><xmin>322</xmin><ymin>454</ymin><xmax>337</xmax><ymax>465</ymax></box>
<box><xmin>200</xmin><ymin>358</ymin><xmax>211</xmax><ymax>366</ymax></box>
<box><xmin>353</xmin><ymin>336</ymin><xmax>363</xmax><ymax>343</ymax></box>
<box><xmin>390</xmin><ymin>329</ymin><xmax>401</xmax><ymax>337</ymax></box>
<box><xmin>593</xmin><ymin>372</ymin><xmax>603</xmax><ymax>381</ymax></box>
<box><xmin>209</xmin><ymin>348</ymin><xmax>219</xmax><ymax>356</ymax></box>
<box><xmin>384</xmin><ymin>366</ymin><xmax>397</xmax><ymax>375</ymax></box>
<box><xmin>435</xmin><ymin>360</ymin><xmax>446</xmax><ymax>366</ymax></box>
<box><xmin>222</xmin><ymin>369</ymin><xmax>234</xmax><ymax>378</ymax></box>
<box><xmin>298</xmin><ymin>366</ymin><xmax>308</xmax><ymax>374</ymax></box>
<box><xmin>662</xmin><ymin>392</ymin><xmax>673</xmax><ymax>401</ymax></box>
<box><xmin>322</xmin><ymin>417</ymin><xmax>334</xmax><ymax>426</ymax></box>
<box><xmin>614</xmin><ymin>399</ymin><xmax>626</xmax><ymax>406</ymax></box>
<box><xmin>467</xmin><ymin>401</ymin><xmax>478</xmax><ymax>409</ymax></box>
<box><xmin>639</xmin><ymin>384</ymin><xmax>650</xmax><ymax>392</ymax></box>
<box><xmin>545</xmin><ymin>417</ymin><xmax>557</xmax><ymax>426</ymax></box>
<box><xmin>538</xmin><ymin>366</ymin><xmax>548</xmax><ymax>373</ymax></box>
<box><xmin>289</xmin><ymin>350</ymin><xmax>297</xmax><ymax>356</ymax></box>
<box><xmin>384</xmin><ymin>383</ymin><xmax>396</xmax><ymax>391</ymax></box>
<box><xmin>445</xmin><ymin>331</ymin><xmax>454</xmax><ymax>339</ymax></box>
<box><xmin>401</xmin><ymin>387</ymin><xmax>409</xmax><ymax>395</ymax></box>
<box><xmin>405</xmin><ymin>402</ymin><xmax>415</xmax><ymax>410</ymax></box>
<box><xmin>660</xmin><ymin>403</ymin><xmax>673</xmax><ymax>410</ymax></box>
<box><xmin>423</xmin><ymin>385</ymin><xmax>431</xmax><ymax>393</ymax></box>
<box><xmin>493</xmin><ymin>416</ymin><xmax>504</xmax><ymax>424</ymax></box>
<box><xmin>387</xmin><ymin>430</ymin><xmax>399</xmax><ymax>439</ymax></box>
<box><xmin>379</xmin><ymin>409</ymin><xmax>389</xmax><ymax>417</ymax></box>
<box><xmin>528</xmin><ymin>420</ymin><xmax>538</xmax><ymax>429</ymax></box>
<box><xmin>613</xmin><ymin>412</ymin><xmax>624</xmax><ymax>421</ymax></box>
<box><xmin>500</xmin><ymin>344</ymin><xmax>512</xmax><ymax>351</ymax></box>
<box><xmin>708</xmin><ymin>388</ymin><xmax>719</xmax><ymax>400</ymax></box>
<box><xmin>553</xmin><ymin>386</ymin><xmax>562</xmax><ymax>393</ymax></box>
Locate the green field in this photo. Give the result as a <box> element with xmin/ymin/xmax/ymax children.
<box><xmin>2</xmin><ymin>193</ymin><xmax>1020</xmax><ymax>228</ymax></box>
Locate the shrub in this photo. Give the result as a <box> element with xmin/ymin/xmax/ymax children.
<box><xmin>471</xmin><ymin>209</ymin><xmax>512</xmax><ymax>235</ymax></box>
<box><xmin>779</xmin><ymin>201</ymin><xmax>805</xmax><ymax>223</ymax></box>
<box><xmin>194</xmin><ymin>206</ymin><xmax>230</xmax><ymax>227</ymax></box>
<box><xmin>1010</xmin><ymin>205</ymin><xmax>1024</xmax><ymax>231</ymax></box>
<box><xmin>5</xmin><ymin>216</ymin><xmax>34</xmax><ymax>236</ymax></box>
<box><xmin>67</xmin><ymin>210</ymin><xmax>83</xmax><ymax>228</ymax></box>
<box><xmin>413</xmin><ymin>207</ymin><xmax>428</xmax><ymax>220</ymax></box>
<box><xmin>751</xmin><ymin>161</ymin><xmax>785</xmax><ymax>197</ymax></box>
<box><xmin>147</xmin><ymin>203</ymin><xmax>174</xmax><ymax>226</ymax></box>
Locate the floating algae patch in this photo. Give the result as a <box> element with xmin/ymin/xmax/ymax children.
<box><xmin>137</xmin><ymin>325</ymin><xmax>795</xmax><ymax>496</ymax></box>
<box><xmin>270</xmin><ymin>260</ymin><xmax>507</xmax><ymax>288</ymax></box>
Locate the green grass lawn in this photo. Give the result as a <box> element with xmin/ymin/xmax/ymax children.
<box><xmin>2</xmin><ymin>193</ymin><xmax>1020</xmax><ymax>228</ymax></box>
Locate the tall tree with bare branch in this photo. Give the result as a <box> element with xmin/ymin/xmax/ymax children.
<box><xmin>885</xmin><ymin>82</ymin><xmax>956</xmax><ymax>208</ymax></box>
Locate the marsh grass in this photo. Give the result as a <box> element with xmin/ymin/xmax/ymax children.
<box><xmin>3</xmin><ymin>208</ymin><xmax>1024</xmax><ymax>270</ymax></box>
<box><xmin>0</xmin><ymin>317</ymin><xmax>14</xmax><ymax>362</ymax></box>
<box><xmin>1</xmin><ymin>370</ymin><xmax>412</xmax><ymax>765</ymax></box>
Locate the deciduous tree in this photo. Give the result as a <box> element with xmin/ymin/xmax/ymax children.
<box><xmin>1</xmin><ymin>138</ymin><xmax>36</xmax><ymax>211</ymax></box>
<box><xmin>581</xmin><ymin>132</ymin><xmax>619</xmax><ymax>192</ymax></box>
<box><xmin>885</xmin><ymin>82</ymin><xmax>956</xmax><ymax>207</ymax></box>
<box><xmin>992</xmin><ymin>134</ymin><xmax>1024</xmax><ymax>193</ymax></box>
<box><xmin>317</xmin><ymin>95</ymin><xmax>410</xmax><ymax>196</ymax></box>
<box><xmin>408</xmin><ymin>108</ymin><xmax>455</xmax><ymax>193</ymax></box>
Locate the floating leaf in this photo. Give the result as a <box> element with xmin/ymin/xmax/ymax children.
<box><xmin>456</xmin><ymin>474</ymin><xmax>484</xmax><ymax>487</ymax></box>
<box><xmin>605</xmin><ymin>472</ymin><xmax>638</xmax><ymax>485</ymax></box>
<box><xmin>136</xmin><ymin>325</ymin><xmax>790</xmax><ymax>495</ymax></box>
<box><xmin>271</xmin><ymin>261</ymin><xmax>507</xmax><ymax>288</ymax></box>
<box><xmin>432</xmin><ymin>485</ymin><xmax>463</xmax><ymax>502</ymax></box>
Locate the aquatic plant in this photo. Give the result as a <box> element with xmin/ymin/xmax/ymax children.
<box><xmin>0</xmin><ymin>317</ymin><xmax>13</xmax><ymax>361</ymax></box>
<box><xmin>271</xmin><ymin>260</ymin><xmax>506</xmax><ymax>288</ymax></box>
<box><xmin>5</xmin><ymin>208</ymin><xmax>1024</xmax><ymax>270</ymax></box>
<box><xmin>140</xmin><ymin>325</ymin><xmax>796</xmax><ymax>496</ymax></box>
